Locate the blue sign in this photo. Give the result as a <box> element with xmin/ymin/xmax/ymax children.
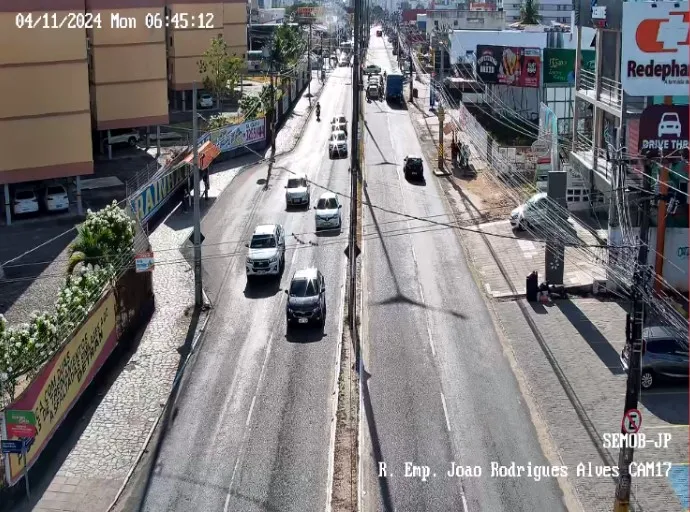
<box><xmin>130</xmin><ymin>163</ymin><xmax>189</xmax><ymax>223</ymax></box>
<box><xmin>1</xmin><ymin>440</ymin><xmax>25</xmax><ymax>454</ymax></box>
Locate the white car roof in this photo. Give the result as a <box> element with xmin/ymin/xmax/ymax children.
<box><xmin>293</xmin><ymin>267</ymin><xmax>318</xmax><ymax>280</ymax></box>
<box><xmin>331</xmin><ymin>131</ymin><xmax>346</xmax><ymax>137</ymax></box>
<box><xmin>318</xmin><ymin>192</ymin><xmax>337</xmax><ymax>200</ymax></box>
<box><xmin>254</xmin><ymin>224</ymin><xmax>278</xmax><ymax>236</ymax></box>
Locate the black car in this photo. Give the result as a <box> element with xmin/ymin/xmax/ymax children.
<box><xmin>403</xmin><ymin>155</ymin><xmax>424</xmax><ymax>180</ymax></box>
<box><xmin>621</xmin><ymin>326</ymin><xmax>688</xmax><ymax>389</ymax></box>
<box><xmin>285</xmin><ymin>267</ymin><xmax>327</xmax><ymax>328</ymax></box>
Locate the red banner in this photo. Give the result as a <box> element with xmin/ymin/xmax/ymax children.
<box><xmin>476</xmin><ymin>45</ymin><xmax>541</xmax><ymax>88</ymax></box>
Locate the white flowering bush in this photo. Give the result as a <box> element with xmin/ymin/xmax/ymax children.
<box><xmin>1</xmin><ymin>201</ymin><xmax>134</xmax><ymax>402</ymax></box>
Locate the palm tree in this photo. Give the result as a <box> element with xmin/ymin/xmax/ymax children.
<box><xmin>67</xmin><ymin>227</ymin><xmax>104</xmax><ymax>274</ymax></box>
<box><xmin>519</xmin><ymin>0</ymin><xmax>541</xmax><ymax>24</ymax></box>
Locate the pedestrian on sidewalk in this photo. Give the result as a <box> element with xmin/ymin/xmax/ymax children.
<box><xmin>202</xmin><ymin>169</ymin><xmax>210</xmax><ymax>200</ymax></box>
<box><xmin>182</xmin><ymin>184</ymin><xmax>190</xmax><ymax>212</ymax></box>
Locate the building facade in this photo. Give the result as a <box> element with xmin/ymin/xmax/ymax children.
<box><xmin>0</xmin><ymin>0</ymin><xmax>93</xmax><ymax>190</ymax></box>
<box><xmin>426</xmin><ymin>8</ymin><xmax>505</xmax><ymax>35</ymax></box>
<box><xmin>502</xmin><ymin>0</ymin><xmax>573</xmax><ymax>25</ymax></box>
<box><xmin>0</xmin><ymin>0</ymin><xmax>247</xmax><ymax>224</ymax></box>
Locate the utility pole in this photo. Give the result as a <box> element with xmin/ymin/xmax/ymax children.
<box><xmin>349</xmin><ymin>0</ymin><xmax>362</xmax><ymax>335</ymax></box>
<box><xmin>308</xmin><ymin>21</ymin><xmax>312</xmax><ymax>98</ymax></box>
<box><xmin>437</xmin><ymin>104</ymin><xmax>444</xmax><ymax>172</ymax></box>
<box><xmin>191</xmin><ymin>82</ymin><xmax>203</xmax><ymax>307</ymax></box>
<box><xmin>612</xmin><ymin>156</ymin><xmax>652</xmax><ymax>512</ymax></box>
<box><xmin>409</xmin><ymin>52</ymin><xmax>414</xmax><ymax>102</ymax></box>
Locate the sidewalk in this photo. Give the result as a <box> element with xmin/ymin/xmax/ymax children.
<box><xmin>10</xmin><ymin>71</ymin><xmax>325</xmax><ymax>512</ymax></box>
<box><xmin>407</xmin><ymin>77</ymin><xmax>605</xmax><ymax>297</ymax></box>
<box><xmin>406</xmin><ymin>75</ymin><xmax>689</xmax><ymax>511</ymax></box>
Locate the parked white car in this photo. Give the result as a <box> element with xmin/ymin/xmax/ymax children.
<box><xmin>198</xmin><ymin>93</ymin><xmax>214</xmax><ymax>109</ymax></box>
<box><xmin>44</xmin><ymin>184</ymin><xmax>69</xmax><ymax>212</ymax></box>
<box><xmin>329</xmin><ymin>131</ymin><xmax>348</xmax><ymax>158</ymax></box>
<box><xmin>285</xmin><ymin>175</ymin><xmax>311</xmax><ymax>207</ymax></box>
<box><xmin>245</xmin><ymin>224</ymin><xmax>286</xmax><ymax>279</ymax></box>
<box><xmin>510</xmin><ymin>192</ymin><xmax>578</xmax><ymax>243</ymax></box>
<box><xmin>13</xmin><ymin>187</ymin><xmax>39</xmax><ymax>215</ymax></box>
<box><xmin>314</xmin><ymin>192</ymin><xmax>342</xmax><ymax>231</ymax></box>
<box><xmin>106</xmin><ymin>129</ymin><xmax>140</xmax><ymax>147</ymax></box>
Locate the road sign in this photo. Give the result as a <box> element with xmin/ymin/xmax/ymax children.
<box><xmin>135</xmin><ymin>251</ymin><xmax>155</xmax><ymax>273</ymax></box>
<box><xmin>6</xmin><ymin>423</ymin><xmax>36</xmax><ymax>438</ymax></box>
<box><xmin>1</xmin><ymin>440</ymin><xmax>24</xmax><ymax>454</ymax></box>
<box><xmin>187</xmin><ymin>232</ymin><xmax>205</xmax><ymax>246</ymax></box>
<box><xmin>5</xmin><ymin>410</ymin><xmax>35</xmax><ymax>425</ymax></box>
<box><xmin>622</xmin><ymin>408</ymin><xmax>642</xmax><ymax>434</ymax></box>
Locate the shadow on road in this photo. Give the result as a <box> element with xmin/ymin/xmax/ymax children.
<box><xmin>360</xmin><ymin>364</ymin><xmax>395</xmax><ymax>512</ymax></box>
<box><xmin>0</xmin><ymin>306</ymin><xmax>153</xmax><ymax>512</ymax></box>
<box><xmin>285</xmin><ymin>326</ymin><xmax>326</xmax><ymax>343</ymax></box>
<box><xmin>641</xmin><ymin>389</ymin><xmax>689</xmax><ymax>425</ymax></box>
<box><xmin>362</xmin><ymin>177</ymin><xmax>466</xmax><ymax>320</ymax></box>
<box><xmin>243</xmin><ymin>277</ymin><xmax>281</xmax><ymax>299</ymax></box>
<box><xmin>555</xmin><ymin>300</ymin><xmax>625</xmax><ymax>375</ymax></box>
<box><xmin>164</xmin><ymin>197</ymin><xmax>217</xmax><ymax>231</ymax></box>
<box><xmin>363</xmin><ymin>120</ymin><xmax>395</xmax><ymax>166</ymax></box>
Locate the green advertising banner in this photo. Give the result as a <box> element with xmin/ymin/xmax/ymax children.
<box><xmin>543</xmin><ymin>48</ymin><xmax>595</xmax><ymax>85</ymax></box>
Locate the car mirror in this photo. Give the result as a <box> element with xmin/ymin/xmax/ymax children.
<box><xmin>245</xmin><ymin>243</ymin><xmax>249</xmax><ymax>248</ymax></box>
<box><xmin>338</xmin><ymin>204</ymin><xmax>342</xmax><ymax>208</ymax></box>
<box><xmin>284</xmin><ymin>289</ymin><xmax>289</xmax><ymax>295</ymax></box>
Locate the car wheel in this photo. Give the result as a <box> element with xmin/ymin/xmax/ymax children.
<box><xmin>128</xmin><ymin>137</ymin><xmax>137</xmax><ymax>147</ymax></box>
<box><xmin>641</xmin><ymin>370</ymin><xmax>654</xmax><ymax>389</ymax></box>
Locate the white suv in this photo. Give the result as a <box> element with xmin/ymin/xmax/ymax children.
<box><xmin>245</xmin><ymin>224</ymin><xmax>286</xmax><ymax>279</ymax></box>
<box><xmin>106</xmin><ymin>129</ymin><xmax>141</xmax><ymax>147</ymax></box>
<box><xmin>285</xmin><ymin>175</ymin><xmax>310</xmax><ymax>207</ymax></box>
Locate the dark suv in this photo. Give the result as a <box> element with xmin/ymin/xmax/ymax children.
<box><xmin>620</xmin><ymin>326</ymin><xmax>689</xmax><ymax>389</ymax></box>
<box><xmin>403</xmin><ymin>155</ymin><xmax>424</xmax><ymax>181</ymax></box>
<box><xmin>285</xmin><ymin>268</ymin><xmax>326</xmax><ymax>328</ymax></box>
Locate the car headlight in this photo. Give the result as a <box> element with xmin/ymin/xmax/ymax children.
<box><xmin>246</xmin><ymin>257</ymin><xmax>252</xmax><ymax>264</ymax></box>
<box><xmin>269</xmin><ymin>255</ymin><xmax>278</xmax><ymax>263</ymax></box>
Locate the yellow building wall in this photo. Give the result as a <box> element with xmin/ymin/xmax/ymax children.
<box><xmin>92</xmin><ymin>81</ymin><xmax>168</xmax><ymax>125</ymax></box>
<box><xmin>0</xmin><ymin>114</ymin><xmax>93</xmax><ymax>173</ymax></box>
<box><xmin>88</xmin><ymin>6</ymin><xmax>168</xmax><ymax>128</ymax></box>
<box><xmin>171</xmin><ymin>30</ymin><xmax>221</xmax><ymax>58</ymax></box>
<box><xmin>91</xmin><ymin>44</ymin><xmax>167</xmax><ymax>84</ymax></box>
<box><xmin>222</xmin><ymin>2</ymin><xmax>246</xmax><ymax>25</ymax></box>
<box><xmin>221</xmin><ymin>26</ymin><xmax>246</xmax><ymax>51</ymax></box>
<box><xmin>0</xmin><ymin>63</ymin><xmax>89</xmax><ymax>119</ymax></box>
<box><xmin>0</xmin><ymin>13</ymin><xmax>86</xmax><ymax>65</ymax></box>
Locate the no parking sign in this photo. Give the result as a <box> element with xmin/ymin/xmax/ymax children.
<box><xmin>622</xmin><ymin>409</ymin><xmax>642</xmax><ymax>434</ymax></box>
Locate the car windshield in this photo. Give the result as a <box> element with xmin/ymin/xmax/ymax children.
<box><xmin>15</xmin><ymin>190</ymin><xmax>34</xmax><ymax>200</ymax></box>
<box><xmin>290</xmin><ymin>278</ymin><xmax>318</xmax><ymax>297</ymax></box>
<box><xmin>287</xmin><ymin>178</ymin><xmax>306</xmax><ymax>188</ymax></box>
<box><xmin>250</xmin><ymin>235</ymin><xmax>276</xmax><ymax>248</ymax></box>
<box><xmin>47</xmin><ymin>186</ymin><xmax>65</xmax><ymax>195</ymax></box>
<box><xmin>407</xmin><ymin>158</ymin><xmax>422</xmax><ymax>168</ymax></box>
<box><xmin>333</xmin><ymin>133</ymin><xmax>346</xmax><ymax>141</ymax></box>
<box><xmin>317</xmin><ymin>197</ymin><xmax>338</xmax><ymax>209</ymax></box>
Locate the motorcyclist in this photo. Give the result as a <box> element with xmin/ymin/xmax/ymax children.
<box><xmin>316</xmin><ymin>102</ymin><xmax>321</xmax><ymax>120</ymax></box>
<box><xmin>383</xmin><ymin>71</ymin><xmax>387</xmax><ymax>81</ymax></box>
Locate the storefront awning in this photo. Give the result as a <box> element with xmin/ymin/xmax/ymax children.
<box><xmin>183</xmin><ymin>141</ymin><xmax>221</xmax><ymax>170</ymax></box>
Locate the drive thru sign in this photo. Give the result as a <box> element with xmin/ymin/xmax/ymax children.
<box><xmin>622</xmin><ymin>409</ymin><xmax>642</xmax><ymax>434</ymax></box>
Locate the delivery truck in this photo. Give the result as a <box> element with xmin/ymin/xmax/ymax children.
<box><xmin>385</xmin><ymin>74</ymin><xmax>404</xmax><ymax>104</ymax></box>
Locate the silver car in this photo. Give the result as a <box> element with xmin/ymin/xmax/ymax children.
<box><xmin>620</xmin><ymin>326</ymin><xmax>689</xmax><ymax>389</ymax></box>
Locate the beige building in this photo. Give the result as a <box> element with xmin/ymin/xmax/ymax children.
<box><xmin>168</xmin><ymin>0</ymin><xmax>247</xmax><ymax>109</ymax></box>
<box><xmin>0</xmin><ymin>0</ymin><xmax>93</xmax><ymax>202</ymax></box>
<box><xmin>0</xmin><ymin>0</ymin><xmax>247</xmax><ymax>225</ymax></box>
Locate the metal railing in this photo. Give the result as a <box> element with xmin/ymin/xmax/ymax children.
<box><xmin>577</xmin><ymin>69</ymin><xmax>622</xmax><ymax>109</ymax></box>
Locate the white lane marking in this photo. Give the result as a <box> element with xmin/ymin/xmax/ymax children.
<box><xmin>462</xmin><ymin>494</ymin><xmax>469</xmax><ymax>512</ymax></box>
<box><xmin>223</xmin><ymin>493</ymin><xmax>231</xmax><ymax>512</ymax></box>
<box><xmin>325</xmin><ymin>254</ymin><xmax>349</xmax><ymax>512</ymax></box>
<box><xmin>411</xmin><ymin>244</ymin><xmax>436</xmax><ymax>357</ymax></box>
<box><xmin>246</xmin><ymin>396</ymin><xmax>257</xmax><ymax>427</ymax></box>
<box><xmin>440</xmin><ymin>392</ymin><xmax>451</xmax><ymax>432</ymax></box>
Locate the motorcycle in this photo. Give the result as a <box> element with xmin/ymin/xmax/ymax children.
<box><xmin>316</xmin><ymin>107</ymin><xmax>321</xmax><ymax>121</ymax></box>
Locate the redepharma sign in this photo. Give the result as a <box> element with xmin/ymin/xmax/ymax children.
<box><xmin>542</xmin><ymin>48</ymin><xmax>596</xmax><ymax>85</ymax></box>
<box><xmin>621</xmin><ymin>2</ymin><xmax>689</xmax><ymax>96</ymax></box>
<box><xmin>639</xmin><ymin>104</ymin><xmax>689</xmax><ymax>153</ymax></box>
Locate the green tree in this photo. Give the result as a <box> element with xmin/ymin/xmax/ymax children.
<box><xmin>270</xmin><ymin>23</ymin><xmax>303</xmax><ymax>71</ymax></box>
<box><xmin>198</xmin><ymin>36</ymin><xmax>244</xmax><ymax>111</ymax></box>
<box><xmin>519</xmin><ymin>0</ymin><xmax>541</xmax><ymax>24</ymax></box>
<box><xmin>239</xmin><ymin>94</ymin><xmax>262</xmax><ymax>120</ymax></box>
<box><xmin>371</xmin><ymin>5</ymin><xmax>384</xmax><ymax>19</ymax></box>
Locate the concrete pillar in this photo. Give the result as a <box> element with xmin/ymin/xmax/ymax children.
<box><xmin>182</xmin><ymin>92</ymin><xmax>187</xmax><ymax>112</ymax></box>
<box><xmin>156</xmin><ymin>125</ymin><xmax>161</xmax><ymax>158</ymax></box>
<box><xmin>76</xmin><ymin>176</ymin><xmax>83</xmax><ymax>215</ymax></box>
<box><xmin>545</xmin><ymin>170</ymin><xmax>568</xmax><ymax>285</ymax></box>
<box><xmin>3</xmin><ymin>184</ymin><xmax>11</xmax><ymax>226</ymax></box>
<box><xmin>107</xmin><ymin>130</ymin><xmax>113</xmax><ymax>160</ymax></box>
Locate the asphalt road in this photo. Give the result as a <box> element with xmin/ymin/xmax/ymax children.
<box><xmin>360</xmin><ymin>29</ymin><xmax>568</xmax><ymax>511</ymax></box>
<box><xmin>140</xmin><ymin>66</ymin><xmax>353</xmax><ymax>512</ymax></box>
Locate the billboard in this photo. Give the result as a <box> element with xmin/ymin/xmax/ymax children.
<box><xmin>3</xmin><ymin>292</ymin><xmax>117</xmax><ymax>485</ymax></box>
<box><xmin>621</xmin><ymin>2</ymin><xmax>690</xmax><ymax>96</ymax></box>
<box><xmin>638</xmin><ymin>105</ymin><xmax>689</xmax><ymax>154</ymax></box>
<box><xmin>539</xmin><ymin>103</ymin><xmax>559</xmax><ymax>174</ymax></box>
<box><xmin>476</xmin><ymin>45</ymin><xmax>541</xmax><ymax>88</ymax></box>
<box><xmin>542</xmin><ymin>48</ymin><xmax>596</xmax><ymax>85</ymax></box>
<box><xmin>199</xmin><ymin>118</ymin><xmax>266</xmax><ymax>153</ymax></box>
<box><xmin>296</xmin><ymin>6</ymin><xmax>324</xmax><ymax>17</ymax></box>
